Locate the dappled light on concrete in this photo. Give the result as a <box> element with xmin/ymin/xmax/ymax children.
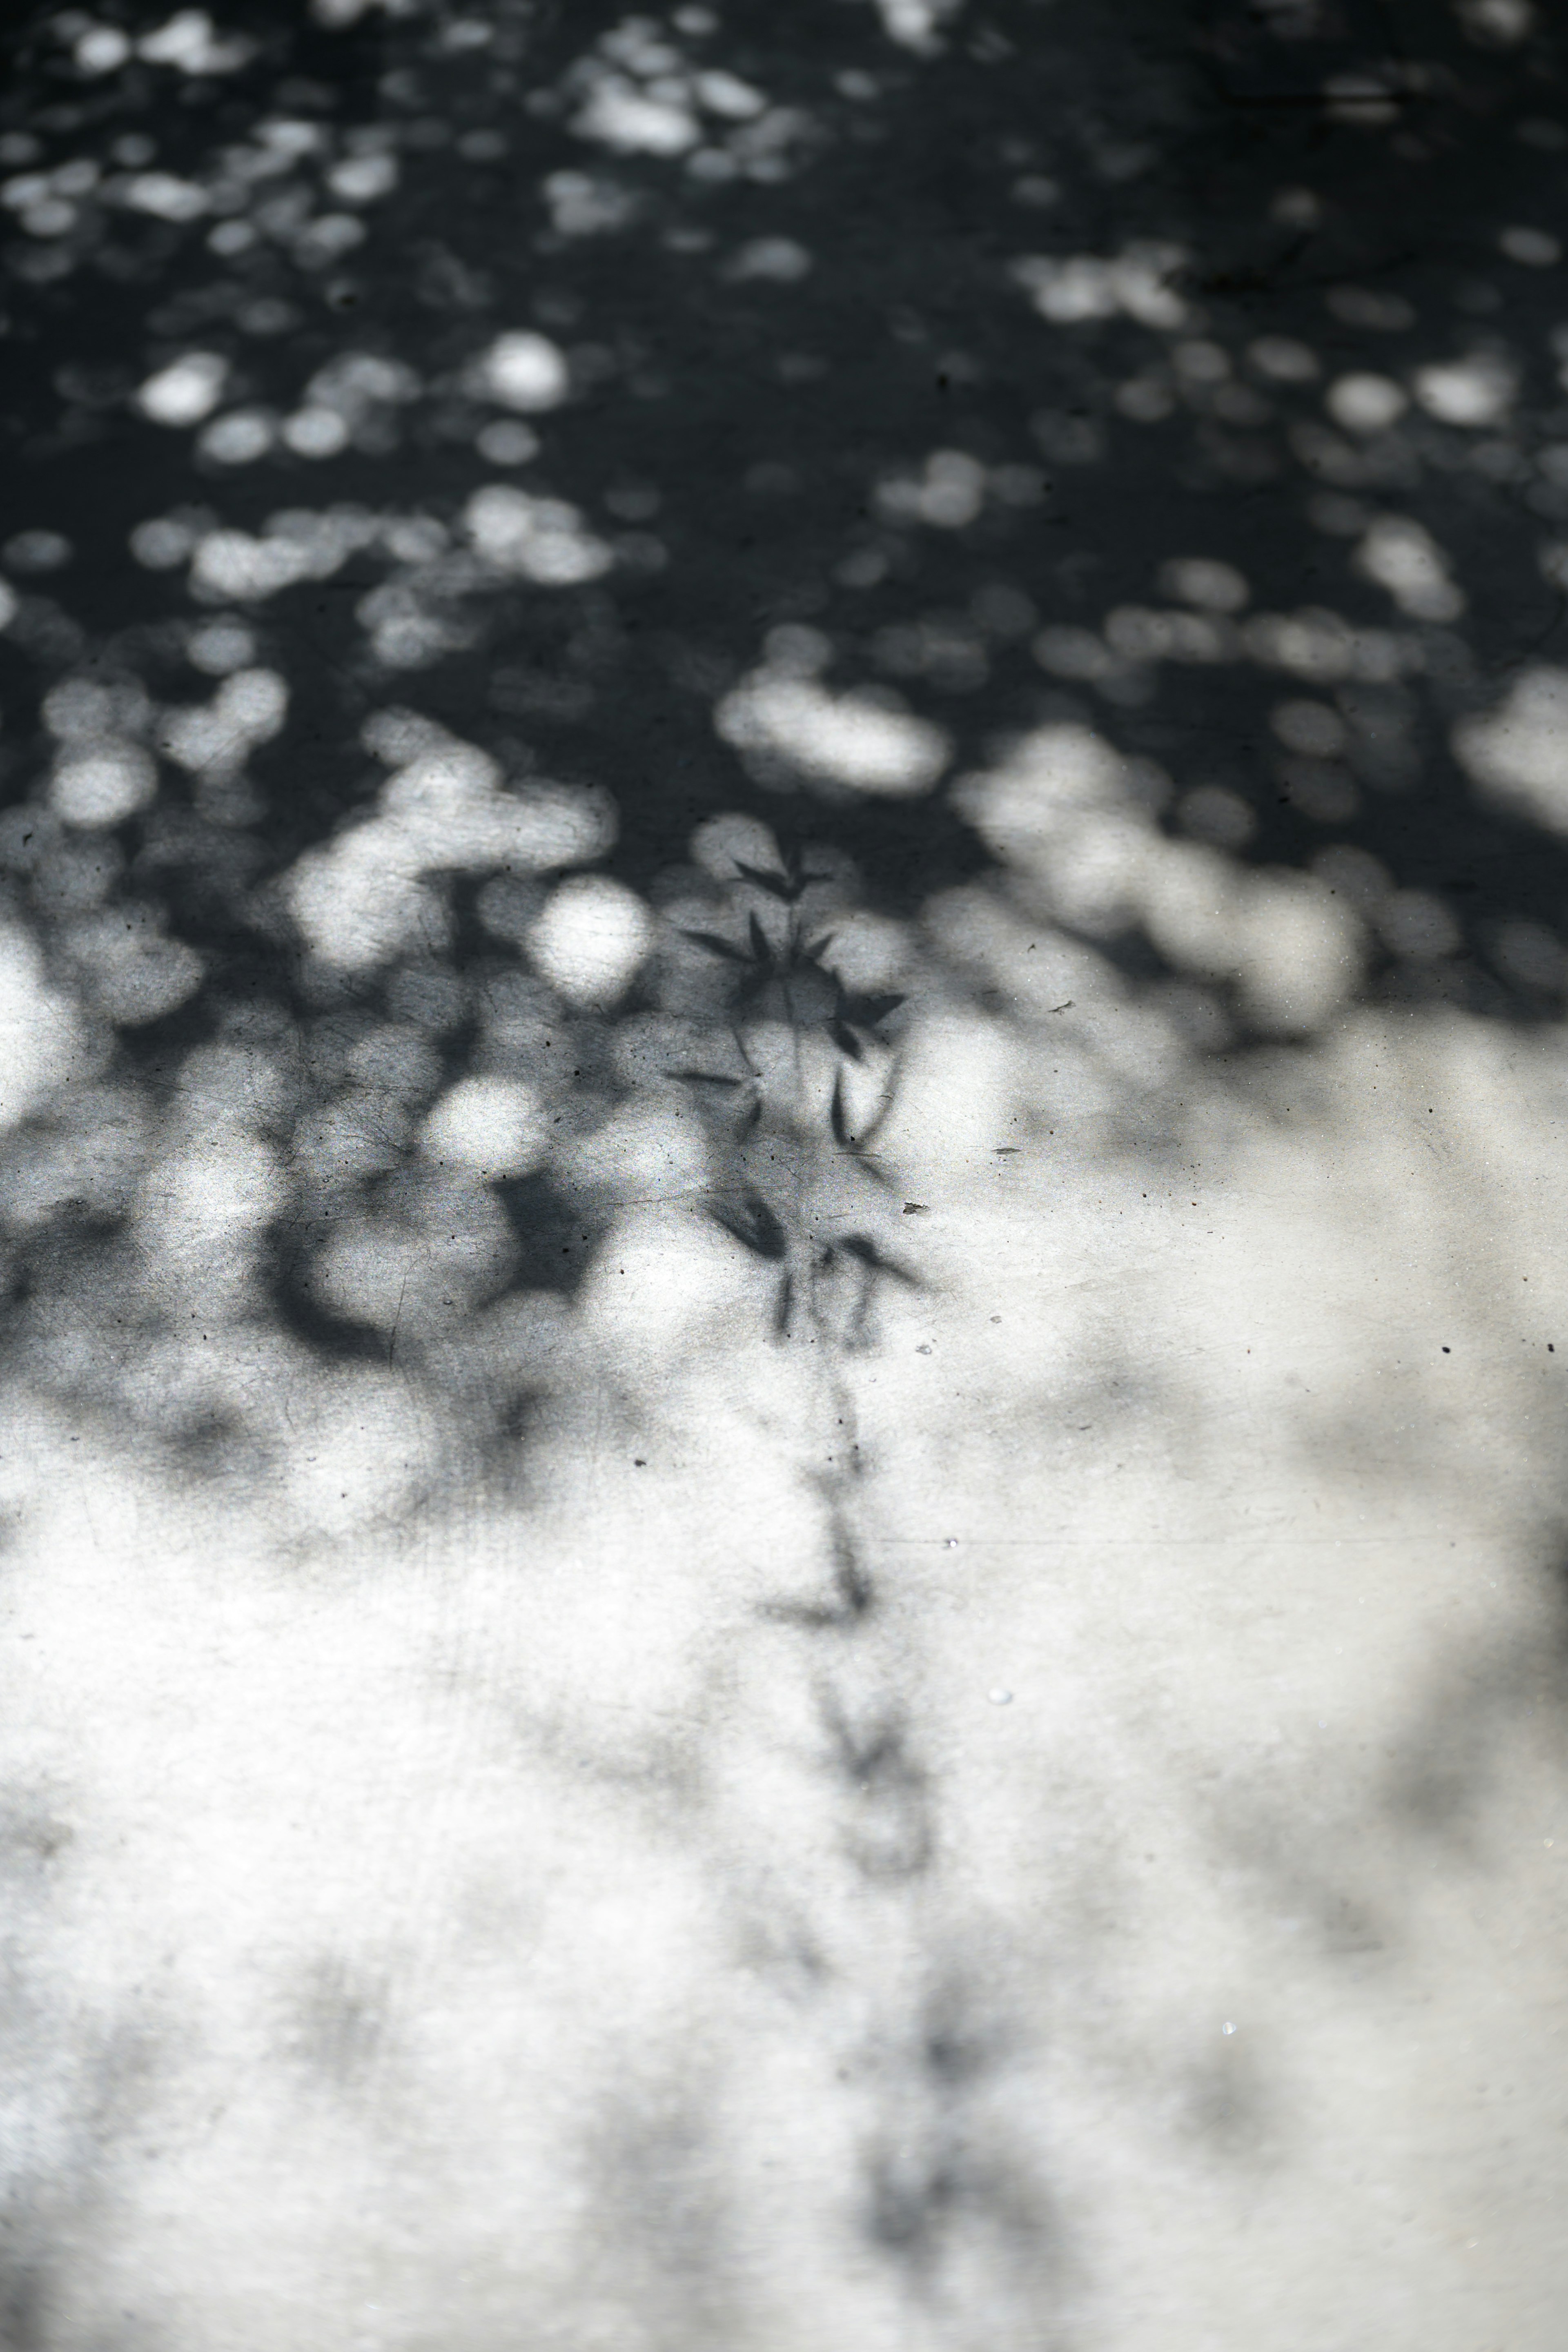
<box><xmin>1</xmin><ymin>0</ymin><xmax>1568</xmax><ymax>2344</ymax></box>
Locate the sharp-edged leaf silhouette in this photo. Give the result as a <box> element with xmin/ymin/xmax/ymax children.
<box><xmin>667</xmin><ymin>1068</ymin><xmax>744</xmax><ymax>1088</ymax></box>
<box><xmin>773</xmin><ymin>1268</ymin><xmax>793</xmax><ymax>1336</ymax></box>
<box><xmin>858</xmin><ymin>992</ymin><xmax>906</xmax><ymax>1027</ymax></box>
<box><xmin>829</xmin><ymin>1017</ymin><xmax>864</xmax><ymax>1061</ymax></box>
<box><xmin>679</xmin><ymin>928</ymin><xmax>751</xmax><ymax>962</ymax></box>
<box><xmin>708</xmin><ymin>1189</ymin><xmax>788</xmax><ymax>1260</ymax></box>
<box><xmin>830</xmin><ymin>1068</ymin><xmax>851</xmax><ymax>1148</ymax></box>
<box><xmin>747</xmin><ymin>909</ymin><xmax>774</xmax><ymax>968</ymax></box>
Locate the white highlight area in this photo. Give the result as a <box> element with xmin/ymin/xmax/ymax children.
<box><xmin>717</xmin><ymin>636</ymin><xmax>951</xmax><ymax>800</ymax></box>
<box><xmin>1011</xmin><ymin>242</ymin><xmax>1189</xmax><ymax>330</ymax></box>
<box><xmin>50</xmin><ymin>744</ymin><xmax>157</xmax><ymax>829</ymax></box>
<box><xmin>1353</xmin><ymin>517</ymin><xmax>1464</xmax><ymax>621</ymax></box>
<box><xmin>138</xmin><ymin>352</ymin><xmax>228</xmax><ymax>426</ymax></box>
<box><xmin>528</xmin><ymin>874</ymin><xmax>655</xmax><ymax>1009</ymax></box>
<box><xmin>1453</xmin><ymin>667</ymin><xmax>1568</xmax><ymax>833</ymax></box>
<box><xmin>285</xmin><ymin>723</ymin><xmax>616</xmax><ymax>973</ymax></box>
<box><xmin>467</xmin><ymin>332</ymin><xmax>571</xmax><ymax>413</ymax></box>
<box><xmin>1412</xmin><ymin>355</ymin><xmax>1515</xmax><ymax>428</ymax></box>
<box><xmin>954</xmin><ymin>723</ymin><xmax>1361</xmax><ymax>1032</ymax></box>
<box><xmin>420</xmin><ymin>1076</ymin><xmax>548</xmax><ymax>1176</ymax></box>
<box><xmin>463</xmin><ymin>487</ymin><xmax>613</xmax><ymax>585</ymax></box>
<box><xmin>0</xmin><ymin>924</ymin><xmax>85</xmax><ymax>1131</ymax></box>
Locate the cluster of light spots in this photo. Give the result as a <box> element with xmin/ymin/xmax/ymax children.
<box><xmin>462</xmin><ymin>486</ymin><xmax>614</xmax><ymax>585</ymax></box>
<box><xmin>285</xmin><ymin>717</ymin><xmax>617</xmax><ymax>972</ymax></box>
<box><xmin>43</xmin><ymin>675</ymin><xmax>158</xmax><ymax>830</ymax></box>
<box><xmin>717</xmin><ymin>628</ymin><xmax>951</xmax><ymax>800</ymax></box>
<box><xmin>873</xmin><ymin>450</ymin><xmax>988</xmax><ymax>530</ymax></box>
<box><xmin>1011</xmin><ymin>243</ymin><xmax>1189</xmax><ymax>330</ymax></box>
<box><xmin>155</xmin><ymin>668</ymin><xmax>289</xmax><ymax>786</ymax></box>
<box><xmin>63</xmin><ymin>9</ymin><xmax>255</xmax><ymax>79</ymax></box>
<box><xmin>559</xmin><ymin>15</ymin><xmax>809</xmax><ymax>186</ymax></box>
<box><xmin>954</xmin><ymin>724</ymin><xmax>1363</xmax><ymax>1030</ymax></box>
<box><xmin>1354</xmin><ymin>518</ymin><xmax>1464</xmax><ymax>622</ymax></box>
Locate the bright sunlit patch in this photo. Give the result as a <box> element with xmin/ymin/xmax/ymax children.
<box><xmin>326</xmin><ymin>151</ymin><xmax>399</xmax><ymax>205</ymax></box>
<box><xmin>1354</xmin><ymin>518</ymin><xmax>1464</xmax><ymax>621</ymax></box>
<box><xmin>591</xmin><ymin>86</ymin><xmax>699</xmax><ymax>154</ymax></box>
<box><xmin>198</xmin><ymin>410</ymin><xmax>276</xmax><ymax>465</ymax></box>
<box><xmin>420</xmin><ymin>1075</ymin><xmax>549</xmax><ymax>1175</ymax></box>
<box><xmin>1325</xmin><ymin>374</ymin><xmax>1409</xmax><ymax>434</ymax></box>
<box><xmin>120</xmin><ymin>170</ymin><xmax>208</xmax><ymax>221</ymax></box>
<box><xmin>287</xmin><ymin>722</ymin><xmax>616</xmax><ymax>972</ymax></box>
<box><xmin>1453</xmin><ymin>668</ymin><xmax>1568</xmax><ymax>833</ymax></box>
<box><xmin>1412</xmin><ymin>355</ymin><xmax>1515</xmax><ymax>428</ymax></box>
<box><xmin>136</xmin><ymin>11</ymin><xmax>255</xmax><ymax>74</ymax></box>
<box><xmin>157</xmin><ymin>670</ymin><xmax>288</xmax><ymax>779</ymax></box>
<box><xmin>528</xmin><ymin>875</ymin><xmax>655</xmax><ymax>1009</ymax></box>
<box><xmin>66</xmin><ymin>903</ymin><xmax>204</xmax><ymax>1024</ymax></box>
<box><xmin>138</xmin><ymin>352</ymin><xmax>228</xmax><ymax>426</ymax></box>
<box><xmin>874</xmin><ymin>449</ymin><xmax>987</xmax><ymax>530</ymax></box>
<box><xmin>0</xmin><ymin>924</ymin><xmax>85</xmax><ymax>1131</ymax></box>
<box><xmin>468</xmin><ymin>332</ymin><xmax>571</xmax><ymax>413</ymax></box>
<box><xmin>463</xmin><ymin>487</ymin><xmax>613</xmax><ymax>584</ymax></box>
<box><xmin>281</xmin><ymin>407</ymin><xmax>350</xmax><ymax>458</ymax></box>
<box><xmin>187</xmin><ymin>619</ymin><xmax>257</xmax><ymax>675</ymax></box>
<box><xmin>50</xmin><ymin>745</ymin><xmax>158</xmax><ymax>828</ymax></box>
<box><xmin>1013</xmin><ymin>243</ymin><xmax>1188</xmax><ymax>330</ymax></box>
<box><xmin>75</xmin><ymin>23</ymin><xmax>133</xmax><ymax>73</ymax></box>
<box><xmin>717</xmin><ymin>664</ymin><xmax>951</xmax><ymax>799</ymax></box>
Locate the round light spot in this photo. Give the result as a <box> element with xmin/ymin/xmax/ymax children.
<box><xmin>473</xmin><ymin>331</ymin><xmax>570</xmax><ymax>413</ymax></box>
<box><xmin>281</xmin><ymin>406</ymin><xmax>351</xmax><ymax>459</ymax></box>
<box><xmin>187</xmin><ymin>619</ymin><xmax>256</xmax><ymax>676</ymax></box>
<box><xmin>420</xmin><ymin>1075</ymin><xmax>548</xmax><ymax>1175</ymax></box>
<box><xmin>1325</xmin><ymin>373</ymin><xmax>1409</xmax><ymax>434</ymax></box>
<box><xmin>197</xmin><ymin>409</ymin><xmax>275</xmax><ymax>465</ymax></box>
<box><xmin>138</xmin><ymin>352</ymin><xmax>228</xmax><ymax>427</ymax></box>
<box><xmin>528</xmin><ymin>874</ymin><xmax>654</xmax><ymax>1009</ymax></box>
<box><xmin>76</xmin><ymin>24</ymin><xmax>133</xmax><ymax>71</ymax></box>
<box><xmin>51</xmin><ymin>745</ymin><xmax>157</xmax><ymax>828</ymax></box>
